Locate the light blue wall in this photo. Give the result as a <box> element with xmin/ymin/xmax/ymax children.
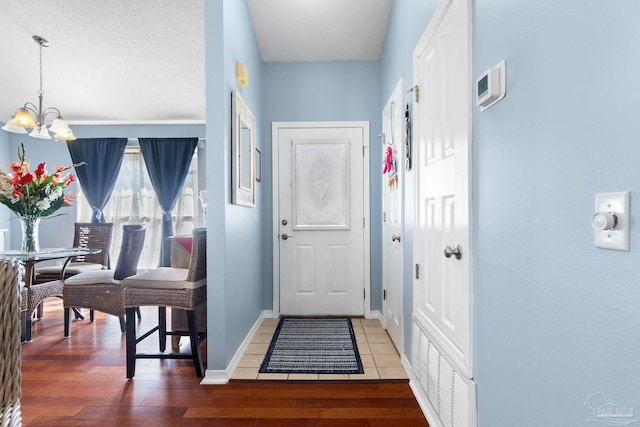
<box><xmin>205</xmin><ymin>0</ymin><xmax>265</xmax><ymax>369</ymax></box>
<box><xmin>222</xmin><ymin>0</ymin><xmax>265</xmax><ymax>364</ymax></box>
<box><xmin>0</xmin><ymin>126</ymin><xmax>11</xmax><ymax>239</ymax></box>
<box><xmin>379</xmin><ymin>0</ymin><xmax>437</xmax><ymax>357</ymax></box>
<box><xmin>0</xmin><ymin>124</ymin><xmax>204</xmax><ymax>251</ymax></box>
<box><xmin>380</xmin><ymin>0</ymin><xmax>640</xmax><ymax>425</ymax></box>
<box><xmin>474</xmin><ymin>1</ymin><xmax>640</xmax><ymax>425</ymax></box>
<box><xmin>262</xmin><ymin>61</ymin><xmax>383</xmax><ymax>311</ymax></box>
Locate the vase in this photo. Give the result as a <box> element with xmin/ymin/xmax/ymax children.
<box><xmin>19</xmin><ymin>216</ymin><xmax>40</xmax><ymax>253</ymax></box>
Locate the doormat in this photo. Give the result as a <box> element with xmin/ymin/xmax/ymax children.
<box><xmin>259</xmin><ymin>317</ymin><xmax>364</xmax><ymax>374</ymax></box>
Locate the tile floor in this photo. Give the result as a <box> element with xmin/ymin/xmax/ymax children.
<box><xmin>231</xmin><ymin>317</ymin><xmax>409</xmax><ymax>381</ymax></box>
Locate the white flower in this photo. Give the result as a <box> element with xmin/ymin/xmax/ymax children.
<box><xmin>49</xmin><ymin>186</ymin><xmax>63</xmax><ymax>200</ymax></box>
<box><xmin>36</xmin><ymin>198</ymin><xmax>51</xmax><ymax>211</ymax></box>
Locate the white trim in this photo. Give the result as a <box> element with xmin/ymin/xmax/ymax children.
<box><xmin>412</xmin><ymin>0</ymin><xmax>454</xmax><ymax>59</ymax></box>
<box><xmin>272</xmin><ymin>121</ymin><xmax>371</xmax><ymax>318</ymax></box>
<box><xmin>368</xmin><ymin>309</ymin><xmax>382</xmax><ymax>320</ymax></box>
<box><xmin>68</xmin><ymin>119</ymin><xmax>206</xmax><ymax>126</ymax></box>
<box><xmin>200</xmin><ymin>310</ymin><xmax>273</xmax><ymax>384</ymax></box>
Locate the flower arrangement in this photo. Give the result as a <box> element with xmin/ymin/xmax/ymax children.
<box><xmin>0</xmin><ymin>143</ymin><xmax>84</xmax><ymax>252</ymax></box>
<box><xmin>0</xmin><ymin>143</ymin><xmax>83</xmax><ymax>218</ymax></box>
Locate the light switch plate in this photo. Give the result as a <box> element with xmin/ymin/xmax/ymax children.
<box><xmin>594</xmin><ymin>191</ymin><xmax>629</xmax><ymax>251</ymax></box>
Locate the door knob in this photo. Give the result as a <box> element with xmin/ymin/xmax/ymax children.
<box><xmin>281</xmin><ymin>233</ymin><xmax>293</xmax><ymax>240</ymax></box>
<box><xmin>391</xmin><ymin>234</ymin><xmax>401</xmax><ymax>242</ymax></box>
<box><xmin>444</xmin><ymin>244</ymin><xmax>462</xmax><ymax>260</ymax></box>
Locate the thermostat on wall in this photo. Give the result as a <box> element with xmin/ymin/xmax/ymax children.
<box><xmin>476</xmin><ymin>60</ymin><xmax>506</xmax><ymax>111</ymax></box>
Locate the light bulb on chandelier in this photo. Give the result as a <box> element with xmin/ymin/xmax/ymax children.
<box><xmin>1</xmin><ymin>35</ymin><xmax>76</xmax><ymax>141</ymax></box>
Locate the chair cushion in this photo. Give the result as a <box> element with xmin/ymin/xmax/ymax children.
<box><xmin>38</xmin><ymin>262</ymin><xmax>104</xmax><ymax>275</ymax></box>
<box><xmin>123</xmin><ymin>267</ymin><xmax>205</xmax><ymax>290</ymax></box>
<box><xmin>64</xmin><ymin>269</ymin><xmax>118</xmax><ymax>286</ymax></box>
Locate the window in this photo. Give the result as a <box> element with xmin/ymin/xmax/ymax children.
<box><xmin>77</xmin><ymin>145</ymin><xmax>201</xmax><ymax>269</ymax></box>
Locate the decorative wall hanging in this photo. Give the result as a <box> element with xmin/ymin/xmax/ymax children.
<box><xmin>383</xmin><ymin>145</ymin><xmax>398</xmax><ymax>189</ymax></box>
<box><xmin>405</xmin><ymin>103</ymin><xmax>412</xmax><ymax>171</ymax></box>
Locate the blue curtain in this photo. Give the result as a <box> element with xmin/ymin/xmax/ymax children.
<box><xmin>66</xmin><ymin>138</ymin><xmax>127</xmax><ymax>223</ymax></box>
<box><xmin>138</xmin><ymin>137</ymin><xmax>198</xmax><ymax>266</ymax></box>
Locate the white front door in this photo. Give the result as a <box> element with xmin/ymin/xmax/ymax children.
<box><xmin>273</xmin><ymin>122</ymin><xmax>369</xmax><ymax>316</ymax></box>
<box><xmin>382</xmin><ymin>80</ymin><xmax>404</xmax><ymax>352</ymax></box>
<box><xmin>413</xmin><ymin>0</ymin><xmax>472</xmax><ymax>376</ymax></box>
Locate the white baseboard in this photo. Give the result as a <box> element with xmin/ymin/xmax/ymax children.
<box><xmin>200</xmin><ymin>310</ymin><xmax>273</xmax><ymax>385</ymax></box>
<box><xmin>368</xmin><ymin>309</ymin><xmax>382</xmax><ymax>320</ymax></box>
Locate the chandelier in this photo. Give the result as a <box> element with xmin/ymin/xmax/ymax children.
<box><xmin>2</xmin><ymin>35</ymin><xmax>75</xmax><ymax>141</ymax></box>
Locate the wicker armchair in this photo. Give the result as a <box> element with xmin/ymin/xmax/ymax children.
<box><xmin>123</xmin><ymin>227</ymin><xmax>207</xmax><ymax>379</ymax></box>
<box><xmin>63</xmin><ymin>224</ymin><xmax>146</xmax><ymax>337</ymax></box>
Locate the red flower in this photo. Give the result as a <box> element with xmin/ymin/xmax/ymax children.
<box><xmin>35</xmin><ymin>162</ymin><xmax>46</xmax><ymax>176</ymax></box>
<box><xmin>18</xmin><ymin>173</ymin><xmax>33</xmax><ymax>185</ymax></box>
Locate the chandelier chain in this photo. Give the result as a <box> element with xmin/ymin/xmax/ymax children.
<box><xmin>38</xmin><ymin>42</ymin><xmax>44</xmax><ymax>96</ymax></box>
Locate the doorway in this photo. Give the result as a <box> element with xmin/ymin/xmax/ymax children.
<box><xmin>272</xmin><ymin>122</ymin><xmax>371</xmax><ymax>316</ymax></box>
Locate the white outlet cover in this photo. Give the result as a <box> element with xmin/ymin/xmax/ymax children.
<box><xmin>594</xmin><ymin>191</ymin><xmax>629</xmax><ymax>251</ymax></box>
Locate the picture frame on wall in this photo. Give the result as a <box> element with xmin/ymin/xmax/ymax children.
<box><xmin>231</xmin><ymin>90</ymin><xmax>256</xmax><ymax>207</ymax></box>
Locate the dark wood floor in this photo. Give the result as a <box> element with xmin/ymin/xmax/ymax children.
<box><xmin>20</xmin><ymin>300</ymin><xmax>428</xmax><ymax>426</ymax></box>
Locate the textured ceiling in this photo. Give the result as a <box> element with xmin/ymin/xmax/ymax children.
<box><xmin>247</xmin><ymin>0</ymin><xmax>393</xmax><ymax>62</ymax></box>
<box><xmin>0</xmin><ymin>0</ymin><xmax>391</xmax><ymax>125</ymax></box>
<box><xmin>0</xmin><ymin>0</ymin><xmax>205</xmax><ymax>124</ymax></box>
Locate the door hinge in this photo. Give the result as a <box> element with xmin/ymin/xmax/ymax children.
<box><xmin>383</xmin><ymin>289</ymin><xmax>387</xmax><ymax>301</ymax></box>
<box><xmin>415</xmin><ymin>263</ymin><xmax>420</xmax><ymax>279</ymax></box>
<box><xmin>363</xmin><ymin>146</ymin><xmax>365</xmax><ymax>157</ymax></box>
<box><xmin>363</xmin><ymin>217</ymin><xmax>365</xmax><ymax>228</ymax></box>
<box><xmin>363</xmin><ymin>288</ymin><xmax>366</xmax><ymax>300</ymax></box>
<box><xmin>408</xmin><ymin>85</ymin><xmax>420</xmax><ymax>103</ymax></box>
<box><xmin>383</xmin><ymin>212</ymin><xmax>386</xmax><ymax>222</ymax></box>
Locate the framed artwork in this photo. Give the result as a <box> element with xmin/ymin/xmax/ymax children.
<box><xmin>231</xmin><ymin>91</ymin><xmax>256</xmax><ymax>206</ymax></box>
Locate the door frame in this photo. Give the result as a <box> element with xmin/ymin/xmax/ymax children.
<box><xmin>272</xmin><ymin>121</ymin><xmax>371</xmax><ymax>318</ymax></box>
<box><xmin>381</xmin><ymin>78</ymin><xmax>404</xmax><ymax>352</ymax></box>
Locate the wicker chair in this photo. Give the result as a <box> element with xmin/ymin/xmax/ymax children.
<box><xmin>34</xmin><ymin>222</ymin><xmax>113</xmax><ymax>283</ymax></box>
<box><xmin>123</xmin><ymin>227</ymin><xmax>207</xmax><ymax>379</ymax></box>
<box><xmin>63</xmin><ymin>224</ymin><xmax>146</xmax><ymax>337</ymax></box>
<box><xmin>32</xmin><ymin>222</ymin><xmax>113</xmax><ymax>321</ymax></box>
<box><xmin>0</xmin><ymin>258</ymin><xmax>23</xmax><ymax>426</ymax></box>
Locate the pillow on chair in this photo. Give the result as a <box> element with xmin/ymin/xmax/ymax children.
<box><xmin>122</xmin><ymin>267</ymin><xmax>205</xmax><ymax>290</ymax></box>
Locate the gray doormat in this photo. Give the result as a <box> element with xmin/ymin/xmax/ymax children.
<box><xmin>259</xmin><ymin>317</ymin><xmax>364</xmax><ymax>374</ymax></box>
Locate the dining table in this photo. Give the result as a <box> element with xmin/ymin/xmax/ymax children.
<box><xmin>0</xmin><ymin>247</ymin><xmax>101</xmax><ymax>342</ymax></box>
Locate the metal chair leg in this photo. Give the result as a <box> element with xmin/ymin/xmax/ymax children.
<box><xmin>158</xmin><ymin>307</ymin><xmax>167</xmax><ymax>352</ymax></box>
<box><xmin>64</xmin><ymin>307</ymin><xmax>71</xmax><ymax>337</ymax></box>
<box><xmin>186</xmin><ymin>310</ymin><xmax>204</xmax><ymax>378</ymax></box>
<box><xmin>125</xmin><ymin>307</ymin><xmax>137</xmax><ymax>379</ymax></box>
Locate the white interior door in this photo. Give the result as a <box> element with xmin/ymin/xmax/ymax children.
<box><xmin>273</xmin><ymin>122</ymin><xmax>369</xmax><ymax>316</ymax></box>
<box><xmin>382</xmin><ymin>80</ymin><xmax>404</xmax><ymax>352</ymax></box>
<box><xmin>413</xmin><ymin>0</ymin><xmax>472</xmax><ymax>376</ymax></box>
